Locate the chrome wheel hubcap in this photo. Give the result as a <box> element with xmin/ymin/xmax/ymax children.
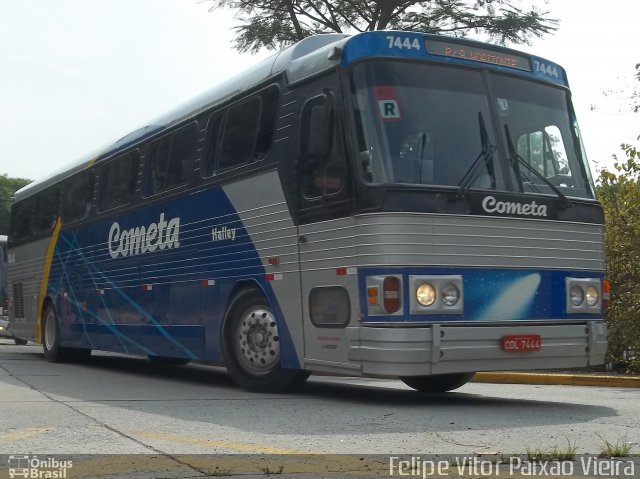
<box><xmin>235</xmin><ymin>307</ymin><xmax>280</xmax><ymax>373</ymax></box>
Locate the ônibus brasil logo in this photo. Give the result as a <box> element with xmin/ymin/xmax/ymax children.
<box><xmin>481</xmin><ymin>195</ymin><xmax>548</xmax><ymax>217</ymax></box>
<box><xmin>8</xmin><ymin>455</ymin><xmax>73</xmax><ymax>478</ymax></box>
<box><xmin>108</xmin><ymin>213</ymin><xmax>180</xmax><ymax>259</ymax></box>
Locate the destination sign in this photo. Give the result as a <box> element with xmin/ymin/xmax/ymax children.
<box><xmin>425</xmin><ymin>39</ymin><xmax>532</xmax><ymax>71</ymax></box>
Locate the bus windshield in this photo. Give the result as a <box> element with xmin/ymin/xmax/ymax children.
<box><xmin>351</xmin><ymin>60</ymin><xmax>595</xmax><ymax>199</ymax></box>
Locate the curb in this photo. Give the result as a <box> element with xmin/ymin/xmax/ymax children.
<box><xmin>472</xmin><ymin>372</ymin><xmax>640</xmax><ymax>388</ymax></box>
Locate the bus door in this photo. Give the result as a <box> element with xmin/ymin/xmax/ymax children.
<box><xmin>296</xmin><ymin>88</ymin><xmax>356</xmax><ymax>368</ymax></box>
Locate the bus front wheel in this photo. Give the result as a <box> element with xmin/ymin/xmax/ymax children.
<box><xmin>400</xmin><ymin>372</ymin><xmax>476</xmax><ymax>393</ymax></box>
<box><xmin>222</xmin><ymin>292</ymin><xmax>308</xmax><ymax>393</ymax></box>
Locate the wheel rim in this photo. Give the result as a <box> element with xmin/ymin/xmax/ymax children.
<box><xmin>44</xmin><ymin>310</ymin><xmax>56</xmax><ymax>351</ymax></box>
<box><xmin>234</xmin><ymin>306</ymin><xmax>280</xmax><ymax>374</ymax></box>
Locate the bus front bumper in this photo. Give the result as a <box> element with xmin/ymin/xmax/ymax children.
<box><xmin>346</xmin><ymin>321</ymin><xmax>607</xmax><ymax>377</ymax></box>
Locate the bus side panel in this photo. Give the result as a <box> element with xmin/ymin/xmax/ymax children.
<box><xmin>221</xmin><ymin>170</ymin><xmax>305</xmax><ymax>369</ymax></box>
<box><xmin>7</xmin><ymin>239</ymin><xmax>50</xmax><ymax>342</ymax></box>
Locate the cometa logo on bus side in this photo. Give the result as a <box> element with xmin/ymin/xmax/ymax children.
<box><xmin>108</xmin><ymin>213</ymin><xmax>180</xmax><ymax>259</ymax></box>
<box><xmin>481</xmin><ymin>196</ymin><xmax>548</xmax><ymax>217</ymax></box>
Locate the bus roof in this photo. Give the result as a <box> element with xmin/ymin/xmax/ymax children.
<box><xmin>14</xmin><ymin>31</ymin><xmax>565</xmax><ymax>202</ymax></box>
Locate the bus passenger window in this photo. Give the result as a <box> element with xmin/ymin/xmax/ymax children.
<box><xmin>102</xmin><ymin>153</ymin><xmax>138</xmax><ymax>210</ymax></box>
<box><xmin>63</xmin><ymin>171</ymin><xmax>95</xmax><ymax>221</ymax></box>
<box><xmin>9</xmin><ymin>200</ymin><xmax>33</xmax><ymax>242</ymax></box>
<box><xmin>34</xmin><ymin>187</ymin><xmax>60</xmax><ymax>233</ymax></box>
<box><xmin>218</xmin><ymin>97</ymin><xmax>260</xmax><ymax>170</ymax></box>
<box><xmin>254</xmin><ymin>87</ymin><xmax>279</xmax><ymax>160</ymax></box>
<box><xmin>202</xmin><ymin>113</ymin><xmax>223</xmax><ymax>177</ymax></box>
<box><xmin>147</xmin><ymin>123</ymin><xmax>199</xmax><ymax>193</ymax></box>
<box><xmin>168</xmin><ymin>124</ymin><xmax>199</xmax><ymax>187</ymax></box>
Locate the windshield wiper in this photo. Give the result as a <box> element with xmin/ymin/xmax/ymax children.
<box><xmin>504</xmin><ymin>125</ymin><xmax>572</xmax><ymax>209</ymax></box>
<box><xmin>456</xmin><ymin>112</ymin><xmax>497</xmax><ymax>197</ymax></box>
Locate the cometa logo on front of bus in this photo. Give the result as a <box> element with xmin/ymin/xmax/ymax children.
<box><xmin>108</xmin><ymin>213</ymin><xmax>181</xmax><ymax>259</ymax></box>
<box><xmin>481</xmin><ymin>196</ymin><xmax>548</xmax><ymax>217</ymax></box>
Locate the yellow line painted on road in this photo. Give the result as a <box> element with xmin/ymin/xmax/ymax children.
<box><xmin>473</xmin><ymin>372</ymin><xmax>640</xmax><ymax>388</ymax></box>
<box><xmin>0</xmin><ymin>427</ymin><xmax>51</xmax><ymax>442</ymax></box>
<box><xmin>134</xmin><ymin>431</ymin><xmax>323</xmax><ymax>455</ymax></box>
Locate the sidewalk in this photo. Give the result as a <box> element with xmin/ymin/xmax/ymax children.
<box><xmin>473</xmin><ymin>371</ymin><xmax>640</xmax><ymax>388</ymax></box>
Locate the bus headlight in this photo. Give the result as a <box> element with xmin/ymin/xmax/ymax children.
<box><xmin>569</xmin><ymin>286</ymin><xmax>584</xmax><ymax>306</ymax></box>
<box><xmin>585</xmin><ymin>286</ymin><xmax>599</xmax><ymax>306</ymax></box>
<box><xmin>441</xmin><ymin>283</ymin><xmax>460</xmax><ymax>307</ymax></box>
<box><xmin>416</xmin><ymin>283</ymin><xmax>436</xmax><ymax>306</ymax></box>
<box><xmin>566</xmin><ymin>278</ymin><xmax>602</xmax><ymax>313</ymax></box>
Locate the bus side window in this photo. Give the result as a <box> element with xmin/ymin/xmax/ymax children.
<box><xmin>102</xmin><ymin>152</ymin><xmax>138</xmax><ymax>210</ymax></box>
<box><xmin>300</xmin><ymin>95</ymin><xmax>344</xmax><ymax>199</ymax></box>
<box><xmin>202</xmin><ymin>112</ymin><xmax>224</xmax><ymax>178</ymax></box>
<box><xmin>147</xmin><ymin>123</ymin><xmax>199</xmax><ymax>194</ymax></box>
<box><xmin>63</xmin><ymin>171</ymin><xmax>95</xmax><ymax>221</ymax></box>
<box><xmin>9</xmin><ymin>200</ymin><xmax>33</xmax><ymax>243</ymax></box>
<box><xmin>255</xmin><ymin>87</ymin><xmax>279</xmax><ymax>160</ymax></box>
<box><xmin>34</xmin><ymin>187</ymin><xmax>60</xmax><ymax>233</ymax></box>
<box><xmin>218</xmin><ymin>97</ymin><xmax>261</xmax><ymax>170</ymax></box>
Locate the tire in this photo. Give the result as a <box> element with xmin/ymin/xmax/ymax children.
<box><xmin>400</xmin><ymin>372</ymin><xmax>476</xmax><ymax>393</ymax></box>
<box><xmin>222</xmin><ymin>291</ymin><xmax>308</xmax><ymax>393</ymax></box>
<box><xmin>13</xmin><ymin>337</ymin><xmax>28</xmax><ymax>345</ymax></box>
<box><xmin>42</xmin><ymin>304</ymin><xmax>69</xmax><ymax>362</ymax></box>
<box><xmin>148</xmin><ymin>355</ymin><xmax>190</xmax><ymax>366</ymax></box>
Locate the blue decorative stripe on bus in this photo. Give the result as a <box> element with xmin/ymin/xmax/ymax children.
<box><xmin>358</xmin><ymin>267</ymin><xmax>603</xmax><ymax>322</ymax></box>
<box><xmin>47</xmin><ymin>186</ymin><xmax>300</xmax><ymax>366</ymax></box>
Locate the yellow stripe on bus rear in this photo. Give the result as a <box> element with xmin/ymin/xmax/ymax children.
<box><xmin>35</xmin><ymin>217</ymin><xmax>62</xmax><ymax>343</ymax></box>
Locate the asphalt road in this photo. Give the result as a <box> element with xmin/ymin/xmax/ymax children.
<box><xmin>1</xmin><ymin>339</ymin><xmax>639</xmax><ymax>478</ymax></box>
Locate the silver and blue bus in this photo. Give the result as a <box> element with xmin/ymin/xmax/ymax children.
<box><xmin>7</xmin><ymin>31</ymin><xmax>608</xmax><ymax>393</ymax></box>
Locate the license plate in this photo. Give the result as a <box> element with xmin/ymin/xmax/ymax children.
<box><xmin>502</xmin><ymin>334</ymin><xmax>541</xmax><ymax>352</ymax></box>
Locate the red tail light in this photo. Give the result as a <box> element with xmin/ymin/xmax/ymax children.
<box><xmin>602</xmin><ymin>280</ymin><xmax>611</xmax><ymax>312</ymax></box>
<box><xmin>383</xmin><ymin>276</ymin><xmax>401</xmax><ymax>313</ymax></box>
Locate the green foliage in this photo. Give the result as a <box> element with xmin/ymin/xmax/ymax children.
<box><xmin>597</xmin><ymin>434</ymin><xmax>633</xmax><ymax>458</ymax></box>
<box><xmin>0</xmin><ymin>174</ymin><xmax>32</xmax><ymax>235</ymax></box>
<box><xmin>202</xmin><ymin>0</ymin><xmax>558</xmax><ymax>53</ymax></box>
<box><xmin>596</xmin><ymin>144</ymin><xmax>640</xmax><ymax>373</ymax></box>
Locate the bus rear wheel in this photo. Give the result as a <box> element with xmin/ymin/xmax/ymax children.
<box><xmin>42</xmin><ymin>304</ymin><xmax>68</xmax><ymax>362</ymax></box>
<box><xmin>14</xmin><ymin>337</ymin><xmax>28</xmax><ymax>345</ymax></box>
<box><xmin>222</xmin><ymin>292</ymin><xmax>308</xmax><ymax>393</ymax></box>
<box><xmin>400</xmin><ymin>372</ymin><xmax>475</xmax><ymax>393</ymax></box>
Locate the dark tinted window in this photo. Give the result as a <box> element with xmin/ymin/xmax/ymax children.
<box><xmin>202</xmin><ymin>113</ymin><xmax>224</xmax><ymax>178</ymax></box>
<box><xmin>63</xmin><ymin>171</ymin><xmax>95</xmax><ymax>221</ymax></box>
<box><xmin>148</xmin><ymin>123</ymin><xmax>199</xmax><ymax>194</ymax></box>
<box><xmin>102</xmin><ymin>152</ymin><xmax>138</xmax><ymax>210</ymax></box>
<box><xmin>9</xmin><ymin>200</ymin><xmax>33</xmax><ymax>242</ymax></box>
<box><xmin>204</xmin><ymin>87</ymin><xmax>279</xmax><ymax>175</ymax></box>
<box><xmin>218</xmin><ymin>97</ymin><xmax>261</xmax><ymax>170</ymax></box>
<box><xmin>255</xmin><ymin>87</ymin><xmax>279</xmax><ymax>159</ymax></box>
<box><xmin>300</xmin><ymin>95</ymin><xmax>345</xmax><ymax>199</ymax></box>
<box><xmin>34</xmin><ymin>187</ymin><xmax>59</xmax><ymax>233</ymax></box>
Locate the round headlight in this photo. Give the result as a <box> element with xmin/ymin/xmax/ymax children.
<box><xmin>585</xmin><ymin>286</ymin><xmax>599</xmax><ymax>306</ymax></box>
<box><xmin>416</xmin><ymin>283</ymin><xmax>436</xmax><ymax>306</ymax></box>
<box><xmin>569</xmin><ymin>286</ymin><xmax>584</xmax><ymax>306</ymax></box>
<box><xmin>441</xmin><ymin>283</ymin><xmax>460</xmax><ymax>307</ymax></box>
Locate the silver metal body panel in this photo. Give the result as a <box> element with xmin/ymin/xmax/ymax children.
<box><xmin>296</xmin><ymin>213</ymin><xmax>605</xmax><ymax>375</ymax></box>
<box><xmin>347</xmin><ymin>322</ymin><xmax>607</xmax><ymax>377</ymax></box>
<box><xmin>6</xmin><ymin>238</ymin><xmax>49</xmax><ymax>340</ymax></box>
<box><xmin>300</xmin><ymin>213</ymin><xmax>604</xmax><ymax>271</ymax></box>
